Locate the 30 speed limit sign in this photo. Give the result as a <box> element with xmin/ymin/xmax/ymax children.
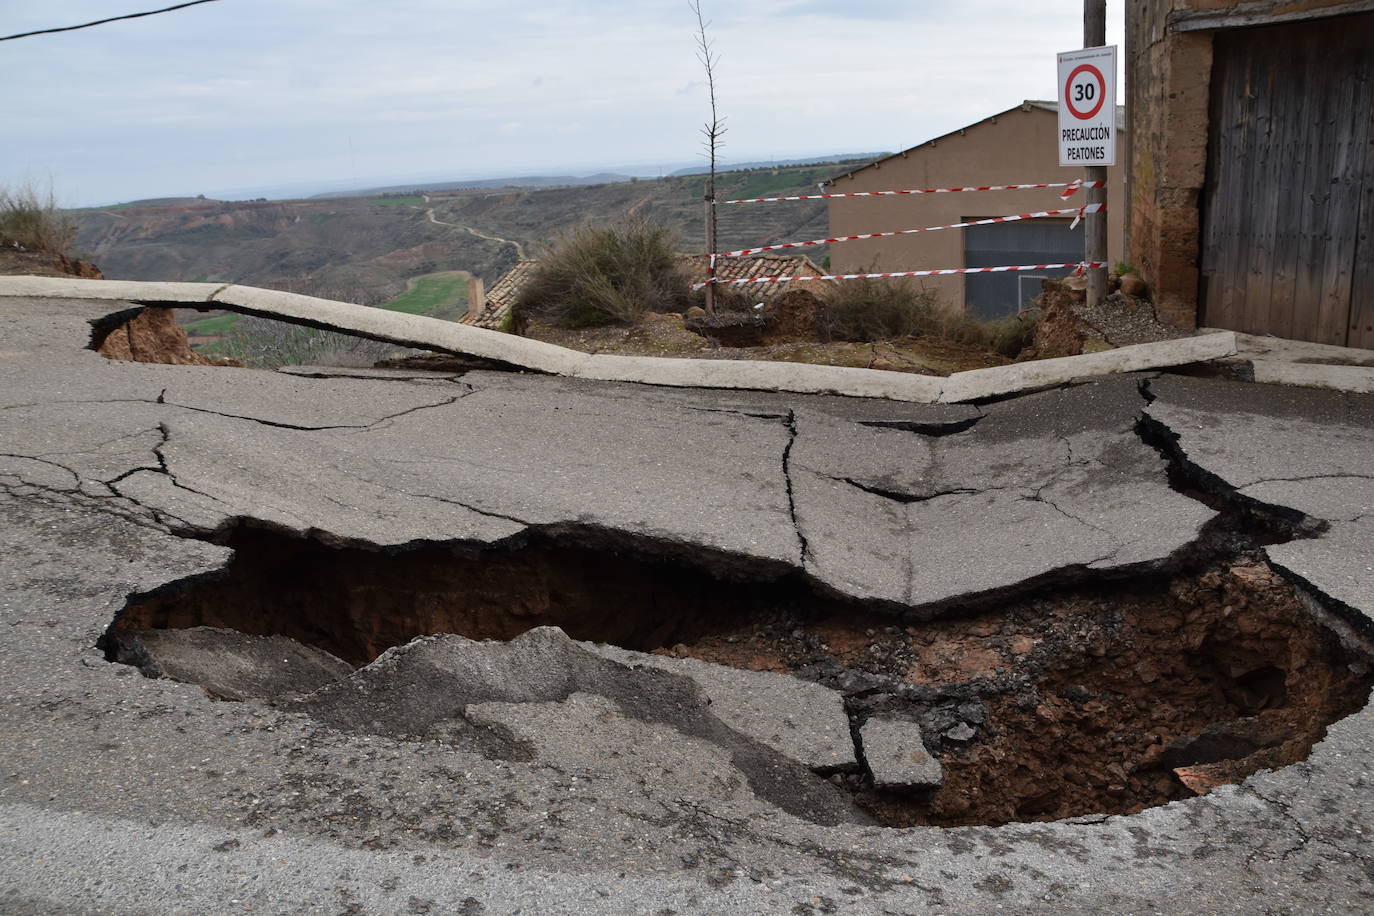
<box><xmin>1057</xmin><ymin>45</ymin><xmax>1117</xmax><ymax>166</ymax></box>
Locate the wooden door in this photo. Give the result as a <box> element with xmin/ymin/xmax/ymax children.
<box><xmin>1199</xmin><ymin>13</ymin><xmax>1374</xmax><ymax>347</ymax></box>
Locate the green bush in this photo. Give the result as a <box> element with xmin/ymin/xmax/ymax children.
<box><xmin>517</xmin><ymin>222</ymin><xmax>691</xmax><ymax>327</ymax></box>
<box><xmin>0</xmin><ymin>182</ymin><xmax>77</xmax><ymax>255</ymax></box>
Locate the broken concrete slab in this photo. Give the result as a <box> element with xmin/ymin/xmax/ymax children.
<box><xmin>860</xmin><ymin>716</ymin><xmax>943</xmax><ymax>791</ymax></box>
<box><xmin>584</xmin><ymin>642</ymin><xmax>857</xmax><ymax>771</ymax></box>
<box><xmin>291</xmin><ymin>627</ymin><xmax>871</xmax><ymax>826</ymax></box>
<box><xmin>0</xmin><ymin>297</ymin><xmax>1217</xmax><ymax>613</ymax></box>
<box><xmin>1144</xmin><ymin>375</ymin><xmax>1374</xmax><ymax>619</ymax></box>
<box><xmin>789</xmin><ymin>376</ymin><xmax>1216</xmax><ymax>606</ymax></box>
<box><xmin>108</xmin><ymin>626</ymin><xmax>354</xmax><ymax>701</ymax></box>
<box><xmin>463</xmin><ymin>691</ymin><xmax>758</xmax><ymax>805</ymax></box>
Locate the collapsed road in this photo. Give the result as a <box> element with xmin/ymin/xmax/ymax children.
<box><xmin>1</xmin><ymin>289</ymin><xmax>1373</xmax><ymax>914</ymax></box>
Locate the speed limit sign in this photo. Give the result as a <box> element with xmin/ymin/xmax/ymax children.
<box><xmin>1057</xmin><ymin>45</ymin><xmax>1117</xmax><ymax>166</ymax></box>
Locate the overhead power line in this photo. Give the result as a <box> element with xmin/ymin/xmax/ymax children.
<box><xmin>0</xmin><ymin>0</ymin><xmax>223</xmax><ymax>42</ymax></box>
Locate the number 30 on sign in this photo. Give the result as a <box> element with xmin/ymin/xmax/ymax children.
<box><xmin>1056</xmin><ymin>45</ymin><xmax>1117</xmax><ymax>167</ymax></box>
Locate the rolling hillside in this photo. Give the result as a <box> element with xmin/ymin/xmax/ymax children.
<box><xmin>72</xmin><ymin>161</ymin><xmax>864</xmax><ymax>306</ymax></box>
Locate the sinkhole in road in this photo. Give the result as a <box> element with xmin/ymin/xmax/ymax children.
<box><xmin>103</xmin><ymin>526</ymin><xmax>1374</xmax><ymax>828</ymax></box>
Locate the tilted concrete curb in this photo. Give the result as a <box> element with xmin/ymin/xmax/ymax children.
<box><xmin>1250</xmin><ymin>360</ymin><xmax>1374</xmax><ymax>394</ymax></box>
<box><xmin>577</xmin><ymin>352</ymin><xmax>947</xmax><ymax>401</ymax></box>
<box><xmin>0</xmin><ymin>276</ymin><xmax>223</xmax><ymax>303</ymax></box>
<box><xmin>936</xmin><ymin>332</ymin><xmax>1240</xmax><ymax>402</ymax></box>
<box><xmin>213</xmin><ymin>284</ymin><xmax>592</xmax><ymax>376</ymax></box>
<box><xmin>2</xmin><ymin>275</ymin><xmax>1244</xmax><ymax>403</ymax></box>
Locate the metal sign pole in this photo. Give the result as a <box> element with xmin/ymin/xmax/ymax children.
<box><xmin>1084</xmin><ymin>0</ymin><xmax>1108</xmax><ymax>307</ymax></box>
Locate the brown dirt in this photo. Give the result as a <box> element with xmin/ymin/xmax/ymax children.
<box><xmin>96</xmin><ymin>307</ymin><xmax>241</xmax><ymax>367</ymax></box>
<box><xmin>760</xmin><ymin>289</ymin><xmax>823</xmax><ymax>343</ymax></box>
<box><xmin>105</xmin><ymin>525</ymin><xmax>1374</xmax><ymax>828</ymax></box>
<box><xmin>517</xmin><ymin>312</ymin><xmax>1008</xmax><ymax>376</ymax></box>
<box><xmin>0</xmin><ymin>245</ymin><xmax>104</xmax><ymax>280</ymax></box>
<box><xmin>1019</xmin><ymin>280</ymin><xmax>1092</xmax><ymax>360</ymax></box>
<box><xmin>674</xmin><ymin>560</ymin><xmax>1373</xmax><ymax>827</ymax></box>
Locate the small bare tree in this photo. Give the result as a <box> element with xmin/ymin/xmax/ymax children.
<box><xmin>690</xmin><ymin>0</ymin><xmax>725</xmax><ymax>314</ymax></box>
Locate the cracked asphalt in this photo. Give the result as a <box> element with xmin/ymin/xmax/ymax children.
<box><xmin>2</xmin><ymin>295</ymin><xmax>1373</xmax><ymax>913</ymax></box>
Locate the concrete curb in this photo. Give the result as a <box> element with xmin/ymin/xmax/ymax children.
<box><xmin>937</xmin><ymin>332</ymin><xmax>1240</xmax><ymax>402</ymax></box>
<box><xmin>576</xmin><ymin>352</ymin><xmax>948</xmax><ymax>401</ymax></box>
<box><xmin>0</xmin><ymin>275</ymin><xmax>1251</xmax><ymax>403</ymax></box>
<box><xmin>1250</xmin><ymin>360</ymin><xmax>1374</xmax><ymax>394</ymax></box>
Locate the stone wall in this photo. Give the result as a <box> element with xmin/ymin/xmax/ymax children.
<box><xmin>1127</xmin><ymin>2</ymin><xmax>1211</xmax><ymax>327</ymax></box>
<box><xmin>1126</xmin><ymin>0</ymin><xmax>1366</xmax><ymax>329</ymax></box>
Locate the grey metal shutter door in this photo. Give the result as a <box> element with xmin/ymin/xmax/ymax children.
<box><xmin>963</xmin><ymin>219</ymin><xmax>1085</xmax><ymax>319</ymax></box>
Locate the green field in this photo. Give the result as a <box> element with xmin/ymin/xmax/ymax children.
<box><xmin>184</xmin><ymin>312</ymin><xmax>242</xmax><ymax>336</ymax></box>
<box><xmin>380</xmin><ymin>271</ymin><xmax>469</xmax><ymax>319</ymax></box>
<box><xmin>720</xmin><ymin>167</ymin><xmax>839</xmax><ymax>202</ymax></box>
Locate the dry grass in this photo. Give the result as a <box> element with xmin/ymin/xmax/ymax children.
<box><xmin>819</xmin><ymin>278</ymin><xmax>1037</xmax><ymax>358</ymax></box>
<box><xmin>0</xmin><ymin>182</ymin><xmax>77</xmax><ymax>255</ymax></box>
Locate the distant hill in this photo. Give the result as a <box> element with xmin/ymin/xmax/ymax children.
<box><xmin>310</xmin><ymin>173</ymin><xmax>639</xmax><ymax>199</ymax></box>
<box><xmin>668</xmin><ymin>154</ymin><xmax>888</xmax><ymax>177</ymax></box>
<box><xmin>71</xmin><ymin>160</ymin><xmax>848</xmax><ymax>307</ymax></box>
<box><xmin>72</xmin><ymin>196</ymin><xmax>221</xmax><ymax>211</ymax></box>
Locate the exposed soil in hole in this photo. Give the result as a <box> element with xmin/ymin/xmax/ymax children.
<box><xmin>104</xmin><ymin>528</ymin><xmax>1374</xmax><ymax>828</ymax></box>
<box><xmin>673</xmin><ymin>560</ymin><xmax>1373</xmax><ymax>826</ymax></box>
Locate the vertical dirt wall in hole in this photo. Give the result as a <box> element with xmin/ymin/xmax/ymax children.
<box><xmin>110</xmin><ymin>528</ymin><xmax>842</xmax><ymax>666</ymax></box>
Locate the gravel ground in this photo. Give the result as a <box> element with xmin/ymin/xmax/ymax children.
<box><xmin>1072</xmin><ymin>292</ymin><xmax>1194</xmax><ymax>347</ymax></box>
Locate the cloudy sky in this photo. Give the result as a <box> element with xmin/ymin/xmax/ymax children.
<box><xmin>4</xmin><ymin>1</ymin><xmax>1125</xmax><ymax>206</ymax></box>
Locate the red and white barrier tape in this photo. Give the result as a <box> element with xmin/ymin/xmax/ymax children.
<box><xmin>715</xmin><ymin>204</ymin><xmax>1103</xmax><ymax>258</ymax></box>
<box><xmin>722</xmin><ymin>178</ymin><xmax>1105</xmax><ymax>205</ymax></box>
<box><xmin>691</xmin><ymin>261</ymin><xmax>1106</xmax><ymax>290</ymax></box>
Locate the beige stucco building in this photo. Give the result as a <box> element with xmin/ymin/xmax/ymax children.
<box><xmin>1126</xmin><ymin>0</ymin><xmax>1373</xmax><ymax>347</ymax></box>
<box><xmin>826</xmin><ymin>102</ymin><xmax>1126</xmax><ymax>319</ymax></box>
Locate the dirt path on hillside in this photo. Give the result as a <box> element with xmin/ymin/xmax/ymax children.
<box><xmin>424</xmin><ymin>208</ymin><xmax>527</xmax><ymax>258</ymax></box>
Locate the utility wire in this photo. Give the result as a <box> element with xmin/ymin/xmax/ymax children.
<box><xmin>0</xmin><ymin>0</ymin><xmax>223</xmax><ymax>42</ymax></box>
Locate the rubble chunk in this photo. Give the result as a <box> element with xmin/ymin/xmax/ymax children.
<box><xmin>861</xmin><ymin>716</ymin><xmax>943</xmax><ymax>791</ymax></box>
<box><xmin>584</xmin><ymin>642</ymin><xmax>857</xmax><ymax>771</ymax></box>
<box><xmin>108</xmin><ymin>626</ymin><xmax>353</xmax><ymax>701</ymax></box>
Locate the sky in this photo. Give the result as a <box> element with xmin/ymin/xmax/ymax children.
<box><xmin>3</xmin><ymin>0</ymin><xmax>1125</xmax><ymax>207</ymax></box>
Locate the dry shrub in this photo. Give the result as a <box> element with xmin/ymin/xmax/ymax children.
<box><xmin>819</xmin><ymin>278</ymin><xmax>942</xmax><ymax>342</ymax></box>
<box><xmin>820</xmin><ymin>278</ymin><xmax>1038</xmax><ymax>358</ymax></box>
<box><xmin>517</xmin><ymin>221</ymin><xmax>691</xmax><ymax>327</ymax></box>
<box><xmin>0</xmin><ymin>182</ymin><xmax>77</xmax><ymax>255</ymax></box>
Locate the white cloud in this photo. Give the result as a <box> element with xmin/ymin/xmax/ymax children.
<box><xmin>3</xmin><ymin>0</ymin><xmax>1126</xmax><ymax>205</ymax></box>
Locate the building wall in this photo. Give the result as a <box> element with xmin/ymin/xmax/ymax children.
<box><xmin>1126</xmin><ymin>0</ymin><xmax>1369</xmax><ymax>329</ymax></box>
<box><xmin>826</xmin><ymin>105</ymin><xmax>1125</xmax><ymax>314</ymax></box>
